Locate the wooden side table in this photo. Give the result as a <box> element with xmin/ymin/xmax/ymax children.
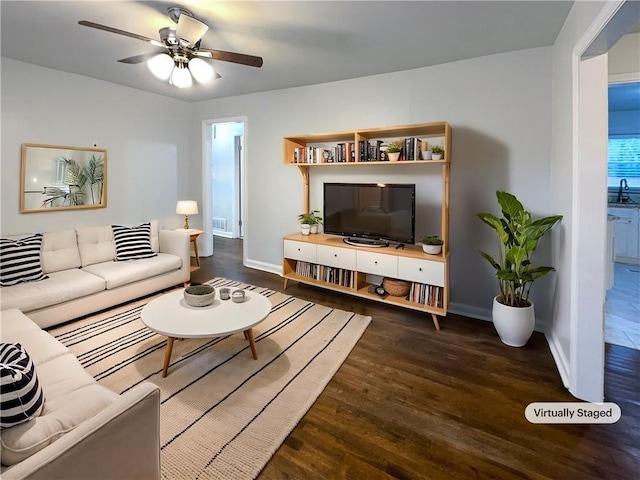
<box><xmin>176</xmin><ymin>229</ymin><xmax>204</xmax><ymax>267</ymax></box>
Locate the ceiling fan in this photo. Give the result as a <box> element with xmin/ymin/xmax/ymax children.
<box><xmin>79</xmin><ymin>6</ymin><xmax>263</xmax><ymax>88</ymax></box>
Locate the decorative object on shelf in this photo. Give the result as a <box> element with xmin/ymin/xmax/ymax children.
<box><xmin>219</xmin><ymin>287</ymin><xmax>230</xmax><ymax>300</ymax></box>
<box><xmin>382</xmin><ymin>278</ymin><xmax>411</xmax><ymax>297</ymax></box>
<box><xmin>232</xmin><ymin>289</ymin><xmax>246</xmax><ymax>303</ymax></box>
<box><xmin>421</xmin><ymin>150</ymin><xmax>432</xmax><ymax>160</ymax></box>
<box><xmin>300</xmin><ymin>224</ymin><xmax>311</xmax><ymax>236</ymax></box>
<box><xmin>298</xmin><ymin>210</ymin><xmax>322</xmax><ymax>234</ymax></box>
<box><xmin>184</xmin><ymin>284</ymin><xmax>215</xmax><ymax>307</ymax></box>
<box><xmin>386</xmin><ymin>141</ymin><xmax>402</xmax><ymax>162</ymax></box>
<box><xmin>176</xmin><ymin>200</ymin><xmax>198</xmax><ymax>230</ymax></box>
<box><xmin>420</xmin><ymin>236</ymin><xmax>443</xmax><ymax>254</ymax></box>
<box><xmin>431</xmin><ymin>145</ymin><xmax>444</xmax><ymax>160</ymax></box>
<box><xmin>21</xmin><ymin>144</ymin><xmax>107</xmax><ymax>213</ymax></box>
<box><xmin>477</xmin><ymin>191</ymin><xmax>563</xmax><ymax>347</ymax></box>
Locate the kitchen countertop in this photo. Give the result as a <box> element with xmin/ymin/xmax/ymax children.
<box><xmin>607</xmin><ymin>203</ymin><xmax>640</xmax><ymax>209</ymax></box>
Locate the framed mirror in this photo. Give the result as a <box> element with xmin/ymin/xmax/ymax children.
<box><xmin>21</xmin><ymin>144</ymin><xmax>107</xmax><ymax>213</ymax></box>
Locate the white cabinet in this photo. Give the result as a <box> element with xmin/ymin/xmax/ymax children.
<box><xmin>283</xmin><ymin>240</ymin><xmax>316</xmax><ymax>263</ymax></box>
<box><xmin>398</xmin><ymin>257</ymin><xmax>445</xmax><ymax>287</ymax></box>
<box><xmin>356</xmin><ymin>251</ymin><xmax>398</xmax><ymax>278</ymax></box>
<box><xmin>608</xmin><ymin>207</ymin><xmax>640</xmax><ymax>263</ymax></box>
<box><xmin>317</xmin><ymin>245</ymin><xmax>356</xmax><ymax>270</ymax></box>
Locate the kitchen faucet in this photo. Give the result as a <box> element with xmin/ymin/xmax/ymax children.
<box><xmin>616</xmin><ymin>178</ymin><xmax>629</xmax><ymax>203</ymax></box>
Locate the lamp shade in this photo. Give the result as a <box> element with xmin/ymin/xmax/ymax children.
<box><xmin>189</xmin><ymin>57</ymin><xmax>215</xmax><ymax>83</ymax></box>
<box><xmin>171</xmin><ymin>64</ymin><xmax>193</xmax><ymax>88</ymax></box>
<box><xmin>176</xmin><ymin>200</ymin><xmax>198</xmax><ymax>215</ymax></box>
<box><xmin>147</xmin><ymin>54</ymin><xmax>174</xmax><ymax>80</ymax></box>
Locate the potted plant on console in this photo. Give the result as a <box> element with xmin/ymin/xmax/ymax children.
<box><xmin>477</xmin><ymin>191</ymin><xmax>562</xmax><ymax>347</ymax></box>
<box><xmin>420</xmin><ymin>235</ymin><xmax>443</xmax><ymax>254</ymax></box>
<box><xmin>298</xmin><ymin>210</ymin><xmax>322</xmax><ymax>235</ymax></box>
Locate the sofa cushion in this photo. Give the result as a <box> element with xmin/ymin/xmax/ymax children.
<box><xmin>0</xmin><ymin>310</ymin><xmax>70</xmax><ymax>365</ymax></box>
<box><xmin>0</xmin><ymin>382</ymin><xmax>116</xmax><ymax>466</ymax></box>
<box><xmin>112</xmin><ymin>223</ymin><xmax>157</xmax><ymax>261</ymax></box>
<box><xmin>0</xmin><ymin>269</ymin><xmax>105</xmax><ymax>313</ymax></box>
<box><xmin>150</xmin><ymin>219</ymin><xmax>160</xmax><ymax>253</ymax></box>
<box><xmin>82</xmin><ymin>253</ymin><xmax>181</xmax><ymax>289</ymax></box>
<box><xmin>41</xmin><ymin>229</ymin><xmax>81</xmax><ymax>274</ymax></box>
<box><xmin>0</xmin><ymin>343</ymin><xmax>45</xmax><ymax>429</ymax></box>
<box><xmin>0</xmin><ymin>234</ymin><xmax>48</xmax><ymax>286</ymax></box>
<box><xmin>76</xmin><ymin>225</ymin><xmax>115</xmax><ymax>267</ymax></box>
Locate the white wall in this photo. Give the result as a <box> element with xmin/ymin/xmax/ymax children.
<box><xmin>0</xmin><ymin>58</ymin><xmax>191</xmax><ymax>235</ymax></box>
<box><xmin>549</xmin><ymin>0</ymin><xmax>622</xmax><ymax>400</ymax></box>
<box><xmin>608</xmin><ymin>31</ymin><xmax>640</xmax><ymax>76</ymax></box>
<box><xmin>190</xmin><ymin>47</ymin><xmax>556</xmax><ymax>323</ymax></box>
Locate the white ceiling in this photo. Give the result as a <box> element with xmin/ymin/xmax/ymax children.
<box><xmin>1</xmin><ymin>1</ymin><xmax>574</xmax><ymax>103</ymax></box>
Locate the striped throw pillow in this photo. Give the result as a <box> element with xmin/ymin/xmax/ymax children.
<box><xmin>0</xmin><ymin>234</ymin><xmax>48</xmax><ymax>287</ymax></box>
<box><xmin>112</xmin><ymin>223</ymin><xmax>157</xmax><ymax>261</ymax></box>
<box><xmin>0</xmin><ymin>343</ymin><xmax>45</xmax><ymax>429</ymax></box>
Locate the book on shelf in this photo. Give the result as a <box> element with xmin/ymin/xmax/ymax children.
<box><xmin>408</xmin><ymin>282</ymin><xmax>443</xmax><ymax>308</ymax></box>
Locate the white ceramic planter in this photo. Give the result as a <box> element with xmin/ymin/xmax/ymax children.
<box><xmin>301</xmin><ymin>224</ymin><xmax>311</xmax><ymax>236</ymax></box>
<box><xmin>422</xmin><ymin>244</ymin><xmax>442</xmax><ymax>254</ymax></box>
<box><xmin>431</xmin><ymin>153</ymin><xmax>443</xmax><ymax>160</ymax></box>
<box><xmin>421</xmin><ymin>151</ymin><xmax>432</xmax><ymax>160</ymax></box>
<box><xmin>388</xmin><ymin>152</ymin><xmax>401</xmax><ymax>162</ymax></box>
<box><xmin>492</xmin><ymin>296</ymin><xmax>535</xmax><ymax>347</ymax></box>
<box><xmin>310</xmin><ymin>224</ymin><xmax>319</xmax><ymax>234</ymax></box>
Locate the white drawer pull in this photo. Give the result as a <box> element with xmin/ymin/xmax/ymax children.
<box><xmin>419</xmin><ymin>267</ymin><xmax>423</xmax><ymax>272</ymax></box>
<box><xmin>334</xmin><ymin>254</ymin><xmax>338</xmax><ymax>257</ymax></box>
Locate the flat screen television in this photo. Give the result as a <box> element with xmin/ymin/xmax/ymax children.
<box><xmin>323</xmin><ymin>183</ymin><xmax>415</xmax><ymax>246</ymax></box>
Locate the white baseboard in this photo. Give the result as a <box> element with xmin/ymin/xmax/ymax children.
<box><xmin>448</xmin><ymin>302</ymin><xmax>492</xmax><ymax>322</ymax></box>
<box><xmin>244</xmin><ymin>258</ymin><xmax>281</xmax><ymax>276</ymax></box>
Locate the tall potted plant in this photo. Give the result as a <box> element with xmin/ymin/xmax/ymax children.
<box><xmin>477</xmin><ymin>191</ymin><xmax>562</xmax><ymax>347</ymax></box>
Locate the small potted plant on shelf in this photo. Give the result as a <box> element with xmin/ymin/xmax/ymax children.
<box><xmin>420</xmin><ymin>235</ymin><xmax>443</xmax><ymax>254</ymax></box>
<box><xmin>477</xmin><ymin>191</ymin><xmax>562</xmax><ymax>347</ymax></box>
<box><xmin>386</xmin><ymin>141</ymin><xmax>402</xmax><ymax>162</ymax></box>
<box><xmin>298</xmin><ymin>210</ymin><xmax>323</xmax><ymax>234</ymax></box>
<box><xmin>431</xmin><ymin>145</ymin><xmax>444</xmax><ymax>160</ymax></box>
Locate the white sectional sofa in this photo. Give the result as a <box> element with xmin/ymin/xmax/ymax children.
<box><xmin>0</xmin><ymin>308</ymin><xmax>161</xmax><ymax>479</ymax></box>
<box><xmin>0</xmin><ymin>220</ymin><xmax>191</xmax><ymax>328</ymax></box>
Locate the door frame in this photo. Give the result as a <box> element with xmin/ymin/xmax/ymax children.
<box><xmin>201</xmin><ymin>115</ymin><xmax>248</xmax><ymax>262</ymax></box>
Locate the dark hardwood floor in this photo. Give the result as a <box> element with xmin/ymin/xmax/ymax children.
<box><xmin>192</xmin><ymin>237</ymin><xmax>640</xmax><ymax>480</ymax></box>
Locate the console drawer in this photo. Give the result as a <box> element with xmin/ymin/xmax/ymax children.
<box><xmin>317</xmin><ymin>245</ymin><xmax>357</xmax><ymax>270</ymax></box>
<box><xmin>284</xmin><ymin>240</ymin><xmax>316</xmax><ymax>263</ymax></box>
<box><xmin>356</xmin><ymin>251</ymin><xmax>397</xmax><ymax>277</ymax></box>
<box><xmin>398</xmin><ymin>257</ymin><xmax>445</xmax><ymax>287</ymax></box>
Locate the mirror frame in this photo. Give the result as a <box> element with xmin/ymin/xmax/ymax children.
<box><xmin>21</xmin><ymin>143</ymin><xmax>108</xmax><ymax>213</ymax></box>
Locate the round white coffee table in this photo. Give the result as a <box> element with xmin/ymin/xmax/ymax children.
<box><xmin>141</xmin><ymin>286</ymin><xmax>271</xmax><ymax>377</ymax></box>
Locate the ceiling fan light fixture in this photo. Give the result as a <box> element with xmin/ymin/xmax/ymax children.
<box><xmin>189</xmin><ymin>57</ymin><xmax>215</xmax><ymax>83</ymax></box>
<box><xmin>170</xmin><ymin>63</ymin><xmax>193</xmax><ymax>88</ymax></box>
<box><xmin>147</xmin><ymin>53</ymin><xmax>174</xmax><ymax>80</ymax></box>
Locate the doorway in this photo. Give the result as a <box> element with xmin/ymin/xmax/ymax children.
<box><xmin>201</xmin><ymin>116</ymin><xmax>247</xmax><ymax>260</ymax></box>
<box><xmin>210</xmin><ymin>121</ymin><xmax>244</xmax><ymax>239</ymax></box>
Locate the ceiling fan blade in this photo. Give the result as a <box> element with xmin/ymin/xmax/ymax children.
<box><xmin>198</xmin><ymin>48</ymin><xmax>263</xmax><ymax>68</ymax></box>
<box><xmin>78</xmin><ymin>20</ymin><xmax>160</xmax><ymax>46</ymax></box>
<box><xmin>118</xmin><ymin>52</ymin><xmax>164</xmax><ymax>64</ymax></box>
<box><xmin>176</xmin><ymin>14</ymin><xmax>209</xmax><ymax>45</ymax></box>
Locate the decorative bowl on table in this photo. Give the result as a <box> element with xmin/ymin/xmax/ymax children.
<box><xmin>184</xmin><ymin>285</ymin><xmax>216</xmax><ymax>307</ymax></box>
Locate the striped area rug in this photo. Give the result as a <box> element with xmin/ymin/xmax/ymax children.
<box><xmin>50</xmin><ymin>278</ymin><xmax>371</xmax><ymax>479</ymax></box>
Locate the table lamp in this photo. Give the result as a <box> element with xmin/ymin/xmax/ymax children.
<box><xmin>176</xmin><ymin>200</ymin><xmax>198</xmax><ymax>230</ymax></box>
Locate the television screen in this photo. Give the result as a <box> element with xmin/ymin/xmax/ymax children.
<box><xmin>323</xmin><ymin>183</ymin><xmax>415</xmax><ymax>245</ymax></box>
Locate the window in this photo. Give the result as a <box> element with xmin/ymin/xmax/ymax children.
<box><xmin>608</xmin><ymin>136</ymin><xmax>640</xmax><ymax>188</ymax></box>
<box><xmin>608</xmin><ymin>82</ymin><xmax>640</xmax><ymax>189</ymax></box>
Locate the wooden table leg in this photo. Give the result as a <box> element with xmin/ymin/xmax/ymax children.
<box><xmin>162</xmin><ymin>336</ymin><xmax>175</xmax><ymax>377</ymax></box>
<box><xmin>245</xmin><ymin>328</ymin><xmax>258</xmax><ymax>360</ymax></box>
<box><xmin>192</xmin><ymin>238</ymin><xmax>200</xmax><ymax>267</ymax></box>
<box><xmin>431</xmin><ymin>313</ymin><xmax>441</xmax><ymax>331</ymax></box>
